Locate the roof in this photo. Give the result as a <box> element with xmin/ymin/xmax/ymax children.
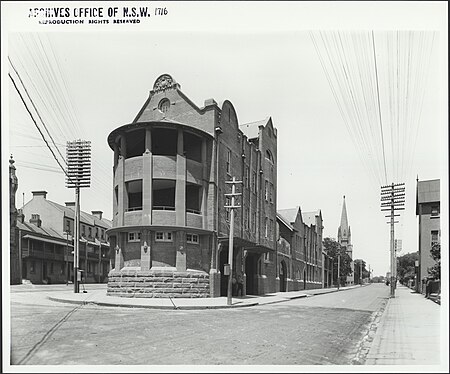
<box><xmin>276</xmin><ymin>212</ymin><xmax>294</xmax><ymax>231</ymax></box>
<box><xmin>417</xmin><ymin>179</ymin><xmax>440</xmax><ymax>204</ymax></box>
<box><xmin>45</xmin><ymin>200</ymin><xmax>111</xmax><ymax>229</ymax></box>
<box><xmin>17</xmin><ymin>221</ymin><xmax>71</xmax><ymax>242</ymax></box>
<box><xmin>302</xmin><ymin>210</ymin><xmax>320</xmax><ymax>226</ymax></box>
<box><xmin>277</xmin><ymin>207</ymin><xmax>300</xmax><ymax>225</ymax></box>
<box><xmin>240</xmin><ymin>117</ymin><xmax>269</xmax><ymax>139</ymax></box>
<box><xmin>416</xmin><ymin>179</ymin><xmax>440</xmax><ymax>214</ymax></box>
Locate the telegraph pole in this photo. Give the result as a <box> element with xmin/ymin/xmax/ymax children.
<box><xmin>381</xmin><ymin>183</ymin><xmax>405</xmax><ymax>298</ymax></box>
<box><xmin>337</xmin><ymin>253</ymin><xmax>340</xmax><ymax>290</ymax></box>
<box><xmin>224</xmin><ymin>177</ymin><xmax>242</xmax><ymax>306</ymax></box>
<box><xmin>66</xmin><ymin>139</ymin><xmax>91</xmax><ymax>293</ymax></box>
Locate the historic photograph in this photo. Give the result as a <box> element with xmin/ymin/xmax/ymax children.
<box><xmin>2</xmin><ymin>1</ymin><xmax>448</xmax><ymax>372</ymax></box>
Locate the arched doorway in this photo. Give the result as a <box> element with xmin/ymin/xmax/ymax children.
<box><xmin>280</xmin><ymin>260</ymin><xmax>287</xmax><ymax>292</ymax></box>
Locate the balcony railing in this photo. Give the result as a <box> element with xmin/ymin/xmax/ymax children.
<box><xmin>153</xmin><ymin>205</ymin><xmax>175</xmax><ymax>211</ymax></box>
<box><xmin>126</xmin><ymin>206</ymin><xmax>142</xmax><ymax>212</ymax></box>
<box><xmin>186</xmin><ymin>208</ymin><xmax>201</xmax><ymax>214</ymax></box>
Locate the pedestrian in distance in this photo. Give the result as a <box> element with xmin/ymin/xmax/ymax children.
<box><xmin>236</xmin><ymin>273</ymin><xmax>244</xmax><ymax>297</ymax></box>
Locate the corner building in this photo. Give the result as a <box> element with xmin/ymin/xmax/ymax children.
<box><xmin>107</xmin><ymin>74</ymin><xmax>277</xmax><ymax>298</ymax></box>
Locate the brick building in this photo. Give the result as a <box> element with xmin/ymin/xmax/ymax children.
<box><xmin>276</xmin><ymin>207</ymin><xmax>326</xmax><ymax>291</ymax></box>
<box><xmin>416</xmin><ymin>178</ymin><xmax>440</xmax><ymax>293</ymax></box>
<box><xmin>106</xmin><ymin>74</ymin><xmax>277</xmax><ymax>298</ymax></box>
<box><xmin>20</xmin><ymin>191</ymin><xmax>111</xmax><ymax>284</ymax></box>
<box><xmin>337</xmin><ymin>195</ymin><xmax>354</xmax><ymax>285</ymax></box>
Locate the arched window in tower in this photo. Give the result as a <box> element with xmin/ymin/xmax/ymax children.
<box><xmin>265</xmin><ymin>150</ymin><xmax>274</xmax><ymax>163</ymax></box>
<box><xmin>158</xmin><ymin>98</ymin><xmax>170</xmax><ymax>114</ymax></box>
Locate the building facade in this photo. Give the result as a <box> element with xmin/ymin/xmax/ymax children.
<box><xmin>106</xmin><ymin>74</ymin><xmax>278</xmax><ymax>298</ymax></box>
<box><xmin>337</xmin><ymin>195</ymin><xmax>354</xmax><ymax>285</ymax></box>
<box><xmin>416</xmin><ymin>178</ymin><xmax>440</xmax><ymax>293</ymax></box>
<box><xmin>20</xmin><ymin>191</ymin><xmax>111</xmax><ymax>284</ymax></box>
<box><xmin>276</xmin><ymin>207</ymin><xmax>327</xmax><ymax>291</ymax></box>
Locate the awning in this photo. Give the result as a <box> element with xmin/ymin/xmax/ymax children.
<box><xmin>22</xmin><ymin>234</ymin><xmax>73</xmax><ymax>247</ymax></box>
<box><xmin>218</xmin><ymin>236</ymin><xmax>274</xmax><ymax>253</ymax></box>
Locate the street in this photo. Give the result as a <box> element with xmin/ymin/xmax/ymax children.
<box><xmin>9</xmin><ymin>283</ymin><xmax>389</xmax><ymax>365</ymax></box>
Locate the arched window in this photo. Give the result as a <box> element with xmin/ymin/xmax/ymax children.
<box><xmin>265</xmin><ymin>150</ymin><xmax>274</xmax><ymax>163</ymax></box>
<box><xmin>158</xmin><ymin>98</ymin><xmax>170</xmax><ymax>113</ymax></box>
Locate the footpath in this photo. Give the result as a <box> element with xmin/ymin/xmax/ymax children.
<box><xmin>364</xmin><ymin>284</ymin><xmax>444</xmax><ymax>366</ymax></box>
<box><xmin>46</xmin><ymin>283</ymin><xmax>361</xmax><ymax>310</ymax></box>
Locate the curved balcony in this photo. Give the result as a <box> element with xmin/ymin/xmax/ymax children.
<box><xmin>186</xmin><ymin>211</ymin><xmax>203</xmax><ymax>229</ymax></box>
<box><xmin>124</xmin><ymin>211</ymin><xmax>142</xmax><ymax>226</ymax></box>
<box><xmin>124</xmin><ymin>156</ymin><xmax>143</xmax><ymax>182</ymax></box>
<box><xmin>186</xmin><ymin>159</ymin><xmax>203</xmax><ymax>184</ymax></box>
<box><xmin>152</xmin><ymin>209</ymin><xmax>177</xmax><ymax>226</ymax></box>
<box><xmin>153</xmin><ymin>155</ymin><xmax>177</xmax><ymax>179</ymax></box>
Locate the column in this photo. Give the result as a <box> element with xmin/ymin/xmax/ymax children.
<box><xmin>117</xmin><ymin>135</ymin><xmax>127</xmax><ymax>226</ymax></box>
<box><xmin>175</xmin><ymin>231</ymin><xmax>186</xmax><ymax>271</ymax></box>
<box><xmin>140</xmin><ymin>229</ymin><xmax>151</xmax><ymax>271</ymax></box>
<box><xmin>175</xmin><ymin>129</ymin><xmax>186</xmax><ymax>226</ymax></box>
<box><xmin>201</xmin><ymin>138</ymin><xmax>208</xmax><ymax>230</ymax></box>
<box><xmin>142</xmin><ymin>128</ymin><xmax>152</xmax><ymax>225</ymax></box>
<box><xmin>113</xmin><ymin>141</ymin><xmax>119</xmax><ymax>171</ymax></box>
<box><xmin>114</xmin><ymin>233</ymin><xmax>124</xmax><ymax>270</ymax></box>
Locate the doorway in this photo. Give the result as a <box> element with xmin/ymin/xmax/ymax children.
<box><xmin>42</xmin><ymin>262</ymin><xmax>47</xmax><ymax>283</ymax></box>
<box><xmin>245</xmin><ymin>254</ymin><xmax>258</xmax><ymax>295</ymax></box>
<box><xmin>280</xmin><ymin>260</ymin><xmax>287</xmax><ymax>292</ymax></box>
<box><xmin>219</xmin><ymin>249</ymin><xmax>228</xmax><ymax>296</ymax></box>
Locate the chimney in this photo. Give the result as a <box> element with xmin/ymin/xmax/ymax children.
<box><xmin>17</xmin><ymin>209</ymin><xmax>25</xmax><ymax>224</ymax></box>
<box><xmin>65</xmin><ymin>202</ymin><xmax>75</xmax><ymax>209</ymax></box>
<box><xmin>29</xmin><ymin>214</ymin><xmax>42</xmax><ymax>227</ymax></box>
<box><xmin>91</xmin><ymin>210</ymin><xmax>103</xmax><ymax>220</ymax></box>
<box><xmin>32</xmin><ymin>191</ymin><xmax>47</xmax><ymax>199</ymax></box>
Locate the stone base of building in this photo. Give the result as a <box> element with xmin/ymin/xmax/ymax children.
<box><xmin>107</xmin><ymin>267</ymin><xmax>210</xmax><ymax>298</ymax></box>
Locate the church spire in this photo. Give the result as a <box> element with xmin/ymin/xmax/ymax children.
<box><xmin>338</xmin><ymin>195</ymin><xmax>351</xmax><ymax>245</ymax></box>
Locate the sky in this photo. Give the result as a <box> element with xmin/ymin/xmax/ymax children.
<box><xmin>2</xmin><ymin>1</ymin><xmax>448</xmax><ymax>278</ymax></box>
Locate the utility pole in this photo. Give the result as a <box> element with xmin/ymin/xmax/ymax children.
<box><xmin>338</xmin><ymin>253</ymin><xmax>341</xmax><ymax>290</ymax></box>
<box><xmin>224</xmin><ymin>177</ymin><xmax>242</xmax><ymax>306</ymax></box>
<box><xmin>65</xmin><ymin>230</ymin><xmax>70</xmax><ymax>285</ymax></box>
<box><xmin>381</xmin><ymin>183</ymin><xmax>405</xmax><ymax>298</ymax></box>
<box><xmin>66</xmin><ymin>139</ymin><xmax>91</xmax><ymax>293</ymax></box>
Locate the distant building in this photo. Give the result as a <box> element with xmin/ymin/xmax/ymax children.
<box><xmin>20</xmin><ymin>191</ymin><xmax>111</xmax><ymax>284</ymax></box>
<box><xmin>337</xmin><ymin>195</ymin><xmax>354</xmax><ymax>285</ymax></box>
<box><xmin>106</xmin><ymin>74</ymin><xmax>277</xmax><ymax>298</ymax></box>
<box><xmin>416</xmin><ymin>178</ymin><xmax>440</xmax><ymax>293</ymax></box>
<box><xmin>276</xmin><ymin>207</ymin><xmax>328</xmax><ymax>291</ymax></box>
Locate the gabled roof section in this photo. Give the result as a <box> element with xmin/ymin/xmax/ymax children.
<box><xmin>240</xmin><ymin>117</ymin><xmax>270</xmax><ymax>140</ymax></box>
<box><xmin>278</xmin><ymin>207</ymin><xmax>300</xmax><ymax>225</ymax></box>
<box><xmin>302</xmin><ymin>210</ymin><xmax>321</xmax><ymax>226</ymax></box>
<box><xmin>277</xmin><ymin>212</ymin><xmax>294</xmax><ymax>231</ymax></box>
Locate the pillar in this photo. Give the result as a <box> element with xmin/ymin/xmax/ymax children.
<box><xmin>175</xmin><ymin>129</ymin><xmax>186</xmax><ymax>226</ymax></box>
<box><xmin>142</xmin><ymin>128</ymin><xmax>152</xmax><ymax>225</ymax></box>
<box><xmin>175</xmin><ymin>231</ymin><xmax>186</xmax><ymax>271</ymax></box>
<box><xmin>201</xmin><ymin>138</ymin><xmax>208</xmax><ymax>230</ymax></box>
<box><xmin>140</xmin><ymin>230</ymin><xmax>151</xmax><ymax>271</ymax></box>
<box><xmin>117</xmin><ymin>135</ymin><xmax>127</xmax><ymax>226</ymax></box>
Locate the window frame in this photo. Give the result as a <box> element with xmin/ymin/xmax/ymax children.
<box><xmin>128</xmin><ymin>231</ymin><xmax>141</xmax><ymax>242</ymax></box>
<box><xmin>226</xmin><ymin>149</ymin><xmax>232</xmax><ymax>175</ymax></box>
<box><xmin>186</xmin><ymin>233</ymin><xmax>199</xmax><ymax>244</ymax></box>
<box><xmin>155</xmin><ymin>231</ymin><xmax>173</xmax><ymax>242</ymax></box>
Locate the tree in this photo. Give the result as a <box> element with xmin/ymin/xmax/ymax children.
<box><xmin>323</xmin><ymin>237</ymin><xmax>352</xmax><ymax>287</ymax></box>
<box><xmin>397</xmin><ymin>251</ymin><xmax>418</xmax><ymax>285</ymax></box>
<box><xmin>428</xmin><ymin>243</ymin><xmax>440</xmax><ymax>280</ymax></box>
<box><xmin>354</xmin><ymin>260</ymin><xmax>369</xmax><ymax>284</ymax></box>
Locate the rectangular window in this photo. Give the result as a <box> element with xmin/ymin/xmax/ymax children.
<box><xmin>269</xmin><ymin>183</ymin><xmax>273</xmax><ymax>203</ymax></box>
<box><xmin>245</xmin><ymin>208</ymin><xmax>249</xmax><ymax>230</ymax></box>
<box><xmin>88</xmin><ymin>227</ymin><xmax>92</xmax><ymax>238</ymax></box>
<box><xmin>187</xmin><ymin>233</ymin><xmax>199</xmax><ymax>244</ymax></box>
<box><xmin>128</xmin><ymin>232</ymin><xmax>141</xmax><ymax>242</ymax></box>
<box><xmin>265</xmin><ymin>217</ymin><xmax>268</xmax><ymax>238</ymax></box>
<box><xmin>264</xmin><ymin>252</ymin><xmax>270</xmax><ymax>262</ymax></box>
<box><xmin>252</xmin><ymin>212</ymin><xmax>256</xmax><ymax>233</ymax></box>
<box><xmin>101</xmin><ymin>229</ymin><xmax>105</xmax><ymax>240</ymax></box>
<box><xmin>265</xmin><ymin>180</ymin><xmax>269</xmax><ymax>201</ymax></box>
<box><xmin>155</xmin><ymin>232</ymin><xmax>173</xmax><ymax>242</ymax></box>
<box><xmin>226</xmin><ymin>149</ymin><xmax>231</xmax><ymax>174</ymax></box>
<box><xmin>82</xmin><ymin>225</ymin><xmax>86</xmax><ymax>236</ymax></box>
<box><xmin>252</xmin><ymin>172</ymin><xmax>257</xmax><ymax>193</ymax></box>
<box><xmin>65</xmin><ymin>219</ymin><xmax>71</xmax><ymax>234</ymax></box>
<box><xmin>431</xmin><ymin>230</ymin><xmax>439</xmax><ymax>246</ymax></box>
<box><xmin>95</xmin><ymin>228</ymin><xmax>99</xmax><ymax>239</ymax></box>
<box><xmin>431</xmin><ymin>206</ymin><xmax>439</xmax><ymax>217</ymax></box>
<box><xmin>225</xmin><ymin>196</ymin><xmax>231</xmax><ymax>221</ymax></box>
<box><xmin>269</xmin><ymin>219</ymin><xmax>274</xmax><ymax>238</ymax></box>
